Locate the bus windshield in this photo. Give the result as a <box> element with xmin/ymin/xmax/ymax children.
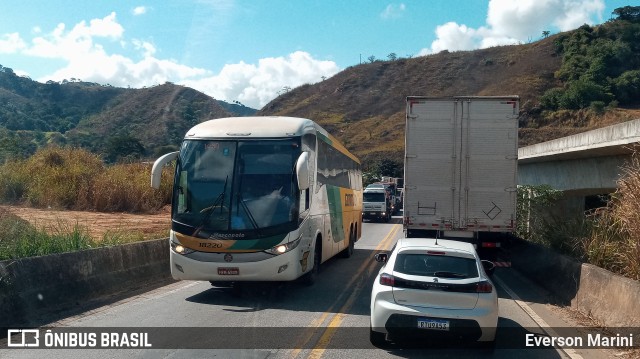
<box><xmin>172</xmin><ymin>138</ymin><xmax>300</xmax><ymax>236</ymax></box>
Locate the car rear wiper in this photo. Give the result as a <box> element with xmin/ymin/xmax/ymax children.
<box><xmin>433</xmin><ymin>271</ymin><xmax>467</xmax><ymax>278</ymax></box>
<box><xmin>193</xmin><ymin>175</ymin><xmax>228</xmax><ymax>237</ymax></box>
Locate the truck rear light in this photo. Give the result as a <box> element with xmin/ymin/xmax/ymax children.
<box><xmin>379</xmin><ymin>273</ymin><xmax>395</xmax><ymax>287</ymax></box>
<box><xmin>476</xmin><ymin>281</ymin><xmax>493</xmax><ymax>293</ymax></box>
<box><xmin>481</xmin><ymin>242</ymin><xmax>500</xmax><ymax>248</ymax></box>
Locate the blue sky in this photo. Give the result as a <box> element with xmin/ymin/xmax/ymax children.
<box><xmin>0</xmin><ymin>0</ymin><xmax>636</xmax><ymax>109</ymax></box>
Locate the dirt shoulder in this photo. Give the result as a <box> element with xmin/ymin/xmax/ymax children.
<box><xmin>2</xmin><ymin>205</ymin><xmax>171</xmax><ymax>241</ymax></box>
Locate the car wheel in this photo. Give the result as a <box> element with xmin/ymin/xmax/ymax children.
<box><xmin>369</xmin><ymin>327</ymin><xmax>387</xmax><ymax>348</ymax></box>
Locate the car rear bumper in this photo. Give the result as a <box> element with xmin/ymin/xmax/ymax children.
<box><xmin>370</xmin><ymin>296</ymin><xmax>498</xmax><ymax>342</ymax></box>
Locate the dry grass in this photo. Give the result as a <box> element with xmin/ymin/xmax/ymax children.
<box><xmin>603</xmin><ymin>154</ymin><xmax>640</xmax><ymax>280</ymax></box>
<box><xmin>539</xmin><ymin>155</ymin><xmax>640</xmax><ymax>281</ymax></box>
<box><xmin>0</xmin><ymin>147</ymin><xmax>173</xmax><ymax>213</ymax></box>
<box><xmin>520</xmin><ymin>153</ymin><xmax>640</xmax><ymax>281</ymax></box>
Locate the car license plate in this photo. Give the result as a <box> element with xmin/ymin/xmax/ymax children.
<box><xmin>369</xmin><ymin>212</ymin><xmax>376</xmax><ymax>215</ymax></box>
<box><xmin>417</xmin><ymin>318</ymin><xmax>449</xmax><ymax>331</ymax></box>
<box><xmin>218</xmin><ymin>267</ymin><xmax>239</xmax><ymax>275</ymax></box>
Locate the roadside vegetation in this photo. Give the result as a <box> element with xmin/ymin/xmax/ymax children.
<box><xmin>0</xmin><ymin>207</ymin><xmax>165</xmax><ymax>260</ymax></box>
<box><xmin>0</xmin><ymin>146</ymin><xmax>174</xmax><ymax>260</ymax></box>
<box><xmin>518</xmin><ymin>153</ymin><xmax>640</xmax><ymax>281</ymax></box>
<box><xmin>0</xmin><ymin>146</ymin><xmax>173</xmax><ymax>212</ymax></box>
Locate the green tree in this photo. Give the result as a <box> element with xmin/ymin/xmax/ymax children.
<box><xmin>613</xmin><ymin>70</ymin><xmax>640</xmax><ymax>105</ymax></box>
<box><xmin>105</xmin><ymin>135</ymin><xmax>146</xmax><ymax>163</ymax></box>
<box><xmin>539</xmin><ymin>87</ymin><xmax>564</xmax><ymax>110</ymax></box>
<box><xmin>559</xmin><ymin>79</ymin><xmax>612</xmax><ymax>109</ymax></box>
<box><xmin>612</xmin><ymin>6</ymin><xmax>640</xmax><ymax>21</ymax></box>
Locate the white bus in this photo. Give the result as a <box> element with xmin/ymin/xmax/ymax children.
<box><xmin>151</xmin><ymin>116</ymin><xmax>363</xmax><ymax>286</ymax></box>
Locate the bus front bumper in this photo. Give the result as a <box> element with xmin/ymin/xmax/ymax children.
<box><xmin>170</xmin><ymin>247</ymin><xmax>306</xmax><ymax>282</ymax></box>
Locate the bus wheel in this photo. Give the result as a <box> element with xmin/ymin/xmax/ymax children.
<box><xmin>340</xmin><ymin>228</ymin><xmax>355</xmax><ymax>258</ymax></box>
<box><xmin>302</xmin><ymin>240</ymin><xmax>321</xmax><ymax>286</ymax></box>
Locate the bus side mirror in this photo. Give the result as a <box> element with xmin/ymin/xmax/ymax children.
<box><xmin>151</xmin><ymin>151</ymin><xmax>179</xmax><ymax>189</ymax></box>
<box><xmin>296</xmin><ymin>151</ymin><xmax>310</xmax><ymax>191</ymax></box>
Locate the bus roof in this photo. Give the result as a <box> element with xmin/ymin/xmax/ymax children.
<box><xmin>185</xmin><ymin>116</ymin><xmax>360</xmax><ymax>164</ymax></box>
<box><xmin>186</xmin><ymin>116</ymin><xmax>317</xmax><ymax>139</ymax></box>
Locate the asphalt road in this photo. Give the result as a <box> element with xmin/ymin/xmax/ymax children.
<box><xmin>0</xmin><ymin>217</ymin><xmax>625</xmax><ymax>359</ymax></box>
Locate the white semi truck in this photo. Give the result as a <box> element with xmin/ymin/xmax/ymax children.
<box><xmin>362</xmin><ymin>184</ymin><xmax>392</xmax><ymax>222</ymax></box>
<box><xmin>403</xmin><ymin>96</ymin><xmax>519</xmax><ymax>249</ymax></box>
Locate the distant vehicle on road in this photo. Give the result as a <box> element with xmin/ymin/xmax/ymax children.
<box><xmin>362</xmin><ymin>185</ymin><xmax>392</xmax><ymax>222</ymax></box>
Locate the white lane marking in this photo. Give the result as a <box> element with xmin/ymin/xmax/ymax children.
<box><xmin>493</xmin><ymin>275</ymin><xmax>583</xmax><ymax>359</ymax></box>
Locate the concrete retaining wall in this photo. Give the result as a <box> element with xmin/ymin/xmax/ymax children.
<box><xmin>2</xmin><ymin>236</ymin><xmax>638</xmax><ymax>329</ymax></box>
<box><xmin>508</xmin><ymin>238</ymin><xmax>640</xmax><ymax>327</ymax></box>
<box><xmin>0</xmin><ymin>238</ymin><xmax>174</xmax><ymax>328</ymax></box>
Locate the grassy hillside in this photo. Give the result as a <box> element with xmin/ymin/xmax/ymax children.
<box><xmin>0</xmin><ymin>70</ymin><xmax>256</xmax><ymax>162</ymax></box>
<box><xmin>259</xmin><ymin>17</ymin><xmax>640</xmax><ymax>166</ymax></box>
<box><xmin>68</xmin><ymin>83</ymin><xmax>233</xmax><ymax>156</ymax></box>
<box><xmin>258</xmin><ymin>38</ymin><xmax>562</xmax><ymax>163</ymax></box>
<box><xmin>1</xmin><ymin>14</ymin><xmax>639</xmax><ymax>167</ymax></box>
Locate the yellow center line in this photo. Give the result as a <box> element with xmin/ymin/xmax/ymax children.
<box><xmin>299</xmin><ymin>224</ymin><xmax>401</xmax><ymax>359</ymax></box>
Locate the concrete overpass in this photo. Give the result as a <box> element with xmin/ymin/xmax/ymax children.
<box><xmin>518</xmin><ymin>118</ymin><xmax>640</xmax><ymax>214</ymax></box>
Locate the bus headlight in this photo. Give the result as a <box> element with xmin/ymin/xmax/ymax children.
<box><xmin>171</xmin><ymin>241</ymin><xmax>195</xmax><ymax>255</ymax></box>
<box><xmin>265</xmin><ymin>236</ymin><xmax>301</xmax><ymax>255</ymax></box>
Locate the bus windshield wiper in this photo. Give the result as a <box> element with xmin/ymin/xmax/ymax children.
<box><xmin>236</xmin><ymin>193</ymin><xmax>260</xmax><ymax>232</ymax></box>
<box><xmin>193</xmin><ymin>176</ymin><xmax>228</xmax><ymax>237</ymax></box>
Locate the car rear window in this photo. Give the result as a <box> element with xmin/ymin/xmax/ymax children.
<box><xmin>393</xmin><ymin>253</ymin><xmax>478</xmax><ymax>279</ymax></box>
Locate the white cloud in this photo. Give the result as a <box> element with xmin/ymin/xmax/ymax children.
<box><xmin>421</xmin><ymin>22</ymin><xmax>480</xmax><ymax>55</ymax></box>
<box><xmin>183</xmin><ymin>51</ymin><xmax>340</xmax><ymax>108</ymax></box>
<box><xmin>381</xmin><ymin>3</ymin><xmax>406</xmax><ymax>20</ymax></box>
<box><xmin>132</xmin><ymin>6</ymin><xmax>148</xmax><ymax>16</ymax></box>
<box><xmin>132</xmin><ymin>39</ymin><xmax>156</xmax><ymax>57</ymax></box>
<box><xmin>2</xmin><ymin>12</ymin><xmax>339</xmax><ymax>110</ymax></box>
<box><xmin>24</xmin><ymin>12</ymin><xmax>124</xmax><ymax>59</ymax></box>
<box><xmin>0</xmin><ymin>33</ymin><xmax>26</xmax><ymax>53</ymax></box>
<box><xmin>419</xmin><ymin>0</ymin><xmax>605</xmax><ymax>55</ymax></box>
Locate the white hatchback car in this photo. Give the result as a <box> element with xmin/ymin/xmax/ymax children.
<box><xmin>370</xmin><ymin>237</ymin><xmax>498</xmax><ymax>348</ymax></box>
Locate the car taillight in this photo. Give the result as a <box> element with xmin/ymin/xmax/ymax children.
<box><xmin>476</xmin><ymin>281</ymin><xmax>493</xmax><ymax>293</ymax></box>
<box><xmin>379</xmin><ymin>273</ymin><xmax>395</xmax><ymax>286</ymax></box>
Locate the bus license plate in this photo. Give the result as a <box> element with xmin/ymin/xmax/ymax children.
<box><xmin>218</xmin><ymin>267</ymin><xmax>239</xmax><ymax>275</ymax></box>
<box><xmin>417</xmin><ymin>318</ymin><xmax>449</xmax><ymax>331</ymax></box>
